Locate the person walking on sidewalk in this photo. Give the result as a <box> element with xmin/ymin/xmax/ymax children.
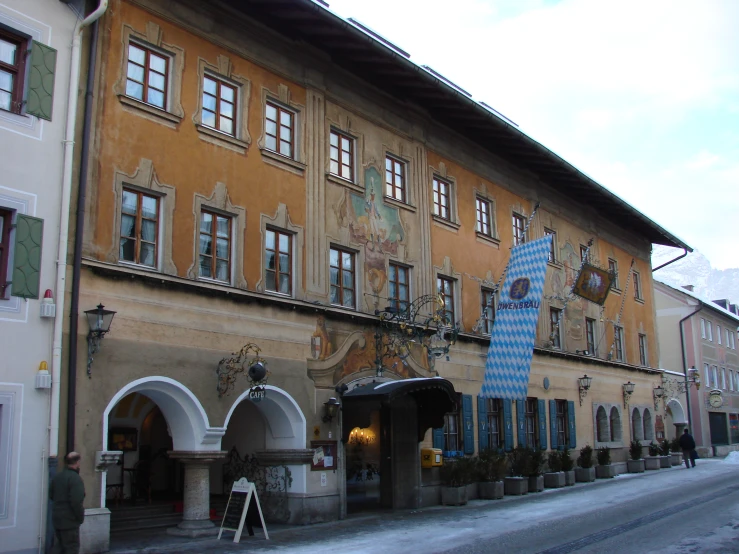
<box><xmin>679</xmin><ymin>429</ymin><xmax>696</xmax><ymax>469</ymax></box>
<box><xmin>50</xmin><ymin>452</ymin><xmax>86</xmax><ymax>554</ymax></box>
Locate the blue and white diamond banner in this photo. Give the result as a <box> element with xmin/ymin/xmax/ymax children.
<box><xmin>481</xmin><ymin>235</ymin><xmax>552</xmax><ymax>400</ymax></box>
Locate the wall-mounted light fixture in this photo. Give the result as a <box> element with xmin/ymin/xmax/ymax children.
<box><xmin>688</xmin><ymin>366</ymin><xmax>701</xmax><ymax>390</ymax></box>
<box><xmin>84</xmin><ymin>304</ymin><xmax>116</xmax><ymax>378</ymax></box>
<box><xmin>623</xmin><ymin>381</ymin><xmax>636</xmax><ymax>409</ymax></box>
<box><xmin>578</xmin><ymin>374</ymin><xmax>592</xmax><ymax>406</ymax></box>
<box><xmin>652</xmin><ymin>385</ymin><xmax>664</xmax><ymax>410</ymax></box>
<box><xmin>322</xmin><ymin>397</ymin><xmax>340</xmax><ymax>423</ymax></box>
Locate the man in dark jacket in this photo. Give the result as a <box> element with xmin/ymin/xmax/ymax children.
<box><xmin>678</xmin><ymin>428</ymin><xmax>697</xmax><ymax>469</ymax></box>
<box><xmin>50</xmin><ymin>452</ymin><xmax>86</xmax><ymax>554</ymax></box>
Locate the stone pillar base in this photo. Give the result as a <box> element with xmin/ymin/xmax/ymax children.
<box><xmin>166</xmin><ymin>519</ymin><xmax>219</xmax><ymax>538</ymax></box>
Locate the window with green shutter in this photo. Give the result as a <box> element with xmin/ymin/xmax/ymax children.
<box><xmin>26</xmin><ymin>41</ymin><xmax>57</xmax><ymax>121</ymax></box>
<box><xmin>11</xmin><ymin>214</ymin><xmax>43</xmax><ymax>299</ymax></box>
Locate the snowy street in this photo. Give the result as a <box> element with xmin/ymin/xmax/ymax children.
<box><xmin>113</xmin><ymin>456</ymin><xmax>739</xmax><ymax>554</ymax></box>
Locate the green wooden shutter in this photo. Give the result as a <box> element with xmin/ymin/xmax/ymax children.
<box><xmin>538</xmin><ymin>399</ymin><xmax>548</xmax><ymax>451</ymax></box>
<box><xmin>26</xmin><ymin>41</ymin><xmax>57</xmax><ymax>121</ymax></box>
<box><xmin>549</xmin><ymin>400</ymin><xmax>558</xmax><ymax>451</ymax></box>
<box><xmin>463</xmin><ymin>394</ymin><xmax>474</xmax><ymax>455</ymax></box>
<box><xmin>568</xmin><ymin>401</ymin><xmax>577</xmax><ymax>449</ymax></box>
<box><xmin>516</xmin><ymin>399</ymin><xmax>526</xmax><ymax>447</ymax></box>
<box><xmin>503</xmin><ymin>399</ymin><xmax>514</xmax><ymax>452</ymax></box>
<box><xmin>477</xmin><ymin>396</ymin><xmax>489</xmax><ymax>452</ymax></box>
<box><xmin>11</xmin><ymin>215</ymin><xmax>43</xmax><ymax>299</ymax></box>
<box><xmin>432</xmin><ymin>427</ymin><xmax>444</xmax><ymax>450</ymax></box>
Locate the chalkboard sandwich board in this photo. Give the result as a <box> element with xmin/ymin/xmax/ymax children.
<box><xmin>218</xmin><ymin>477</ymin><xmax>269</xmax><ymax>542</ymax></box>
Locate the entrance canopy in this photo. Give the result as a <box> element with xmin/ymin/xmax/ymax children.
<box><xmin>341</xmin><ymin>378</ymin><xmax>457</xmax><ymax>442</ymax></box>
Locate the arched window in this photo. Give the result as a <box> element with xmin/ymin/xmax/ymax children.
<box><xmin>631</xmin><ymin>408</ymin><xmax>643</xmax><ymax>441</ymax></box>
<box><xmin>643</xmin><ymin>408</ymin><xmax>653</xmax><ymax>441</ymax></box>
<box><xmin>596</xmin><ymin>406</ymin><xmax>609</xmax><ymax>442</ymax></box>
<box><xmin>609</xmin><ymin>407</ymin><xmax>622</xmax><ymax>441</ymax></box>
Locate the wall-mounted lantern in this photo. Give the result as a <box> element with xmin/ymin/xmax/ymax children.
<box><xmin>623</xmin><ymin>381</ymin><xmax>636</xmax><ymax>409</ymax></box>
<box><xmin>322</xmin><ymin>397</ymin><xmax>341</xmax><ymax>423</ymax></box>
<box><xmin>578</xmin><ymin>374</ymin><xmax>592</xmax><ymax>406</ymax></box>
<box><xmin>84</xmin><ymin>304</ymin><xmax>116</xmax><ymax>378</ymax></box>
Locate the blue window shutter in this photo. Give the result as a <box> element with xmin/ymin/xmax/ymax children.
<box><xmin>516</xmin><ymin>399</ymin><xmax>526</xmax><ymax>447</ymax></box>
<box><xmin>26</xmin><ymin>41</ymin><xmax>57</xmax><ymax>121</ymax></box>
<box><xmin>463</xmin><ymin>395</ymin><xmax>474</xmax><ymax>455</ymax></box>
<box><xmin>503</xmin><ymin>399</ymin><xmax>514</xmax><ymax>452</ymax></box>
<box><xmin>568</xmin><ymin>401</ymin><xmax>577</xmax><ymax>449</ymax></box>
<box><xmin>477</xmin><ymin>396</ymin><xmax>489</xmax><ymax>452</ymax></box>
<box><xmin>11</xmin><ymin>215</ymin><xmax>43</xmax><ymax>299</ymax></box>
<box><xmin>549</xmin><ymin>400</ymin><xmax>558</xmax><ymax>451</ymax></box>
<box><xmin>433</xmin><ymin>426</ymin><xmax>444</xmax><ymax>450</ymax></box>
<box><xmin>538</xmin><ymin>399</ymin><xmax>548</xmax><ymax>451</ymax></box>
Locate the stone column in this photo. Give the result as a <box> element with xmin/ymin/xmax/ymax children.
<box><xmin>167</xmin><ymin>451</ymin><xmax>226</xmax><ymax>538</ymax></box>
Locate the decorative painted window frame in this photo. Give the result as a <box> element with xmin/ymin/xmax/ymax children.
<box><xmin>191</xmin><ymin>55</ymin><xmax>251</xmax><ymax>154</ymax></box>
<box><xmin>113</xmin><ymin>22</ymin><xmax>185</xmax><ymax>128</ymax></box>
<box><xmin>186</xmin><ymin>182</ymin><xmax>247</xmax><ymax>289</ymax></box>
<box><xmin>429</xmin><ymin>161</ymin><xmax>460</xmax><ymax>231</ymax></box>
<box><xmin>108</xmin><ymin>159</ymin><xmax>176</xmax><ymax>275</ymax></box>
<box><xmin>592</xmin><ymin>402</ymin><xmax>624</xmax><ymax>448</ymax></box>
<box><xmin>257</xmin><ymin>84</ymin><xmax>306</xmax><ymax>175</ymax></box>
<box><xmin>433</xmin><ymin>256</ymin><xmax>463</xmax><ymax>328</ymax></box>
<box><xmin>256</xmin><ymin>203</ymin><xmax>304</xmax><ymax>299</ymax></box>
<box><xmin>472</xmin><ymin>183</ymin><xmax>500</xmax><ymax>248</ymax></box>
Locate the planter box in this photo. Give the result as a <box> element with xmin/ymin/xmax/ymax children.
<box><xmin>671</xmin><ymin>453</ymin><xmax>682</xmax><ymax>466</ymax></box>
<box><xmin>504</xmin><ymin>476</ymin><xmax>528</xmax><ymax>496</ymax></box>
<box><xmin>479</xmin><ymin>481</ymin><xmax>504</xmax><ymax>500</ymax></box>
<box><xmin>528</xmin><ymin>475</ymin><xmax>544</xmax><ymax>492</ymax></box>
<box><xmin>575</xmin><ymin>467</ymin><xmax>595</xmax><ymax>482</ymax></box>
<box><xmin>659</xmin><ymin>455</ymin><xmax>671</xmax><ymax>468</ymax></box>
<box><xmin>441</xmin><ymin>486</ymin><xmax>468</xmax><ymax>506</ymax></box>
<box><xmin>466</xmin><ymin>483</ymin><xmax>479</xmax><ymax>500</ymax></box>
<box><xmin>627</xmin><ymin>459</ymin><xmax>645</xmax><ymax>473</ymax></box>
<box><xmin>595</xmin><ymin>464</ymin><xmax>617</xmax><ymax>478</ymax></box>
<box><xmin>644</xmin><ymin>456</ymin><xmax>661</xmax><ymax>470</ymax></box>
<box><xmin>564</xmin><ymin>470</ymin><xmax>576</xmax><ymax>486</ymax></box>
<box><xmin>544</xmin><ymin>472</ymin><xmax>565</xmax><ymax>488</ymax></box>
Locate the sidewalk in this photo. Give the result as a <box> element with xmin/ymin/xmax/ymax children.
<box><xmin>109</xmin><ymin>458</ymin><xmax>728</xmax><ymax>553</ymax></box>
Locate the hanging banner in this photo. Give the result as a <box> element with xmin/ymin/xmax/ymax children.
<box><xmin>481</xmin><ymin>235</ymin><xmax>552</xmax><ymax>400</ymax></box>
<box><xmin>571</xmin><ymin>263</ymin><xmax>614</xmax><ymax>305</ymax></box>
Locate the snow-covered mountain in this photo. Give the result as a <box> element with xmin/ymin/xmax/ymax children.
<box><xmin>652</xmin><ymin>246</ymin><xmax>739</xmax><ymax>303</ymax></box>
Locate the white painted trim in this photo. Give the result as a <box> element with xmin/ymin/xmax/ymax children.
<box><xmin>0</xmin><ymin>383</ymin><xmax>23</xmax><ymax>530</ymax></box>
<box><xmin>665</xmin><ymin>398</ymin><xmax>687</xmax><ymax>425</ymax></box>
<box><xmin>223</xmin><ymin>385</ymin><xmax>306</xmax><ymax>442</ymax></box>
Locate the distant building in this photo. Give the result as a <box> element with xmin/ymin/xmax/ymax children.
<box><xmin>654</xmin><ymin>280</ymin><xmax>739</xmax><ymax>455</ymax></box>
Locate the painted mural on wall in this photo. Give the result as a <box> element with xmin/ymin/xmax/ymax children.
<box><xmin>335</xmin><ymin>331</ymin><xmax>429</xmax><ymax>384</ymax></box>
<box><xmin>551</xmin><ymin>241</ymin><xmax>584</xmax><ymax>341</ymax></box>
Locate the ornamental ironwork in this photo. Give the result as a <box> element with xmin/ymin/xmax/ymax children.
<box><xmin>373</xmin><ymin>293</ymin><xmax>459</xmax><ymax>377</ymax></box>
<box><xmin>216</xmin><ymin>343</ymin><xmax>269</xmax><ymax>397</ymax></box>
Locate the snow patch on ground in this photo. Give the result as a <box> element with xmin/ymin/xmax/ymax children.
<box><xmin>723</xmin><ymin>451</ymin><xmax>739</xmax><ymax>464</ymax></box>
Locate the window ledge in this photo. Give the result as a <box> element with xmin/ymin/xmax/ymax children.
<box><xmin>195</xmin><ymin>124</ymin><xmax>249</xmax><ymax>154</ymax></box>
<box><xmin>118</xmin><ymin>260</ymin><xmax>160</xmax><ymax>273</ymax></box>
<box><xmin>326</xmin><ymin>173</ymin><xmax>363</xmax><ymax>194</ymax></box>
<box><xmin>611</xmin><ymin>287</ymin><xmax>622</xmax><ymax>295</ymax></box>
<box><xmin>432</xmin><ymin>214</ymin><xmax>461</xmax><ymax>231</ymax></box>
<box><xmin>118</xmin><ymin>94</ymin><xmax>182</xmax><ymax>127</ymax></box>
<box><xmin>383</xmin><ymin>196</ymin><xmax>417</xmax><ymax>213</ymax></box>
<box><xmin>476</xmin><ymin>232</ymin><xmax>501</xmax><ymax>248</ymax></box>
<box><xmin>198</xmin><ymin>276</ymin><xmax>232</xmax><ymax>286</ymax></box>
<box><xmin>635</xmin><ymin>297</ymin><xmax>645</xmax><ymax>304</ymax></box>
<box><xmin>260</xmin><ymin>147</ymin><xmax>306</xmax><ymax>175</ymax></box>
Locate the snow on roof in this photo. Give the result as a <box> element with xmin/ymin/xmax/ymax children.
<box><xmin>655</xmin><ymin>279</ymin><xmax>739</xmax><ymax>326</ymax></box>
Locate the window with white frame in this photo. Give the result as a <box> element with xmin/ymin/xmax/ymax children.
<box><xmin>721</xmin><ymin>368</ymin><xmax>727</xmax><ymax>389</ymax></box>
<box><xmin>701</xmin><ymin>318</ymin><xmax>706</xmax><ymax>339</ymax></box>
<box><xmin>718</xmin><ymin>325</ymin><xmax>722</xmax><ymax>345</ymax></box>
<box><xmin>633</xmin><ymin>270</ymin><xmax>642</xmax><ymax>300</ymax></box>
<box><xmin>707</xmin><ymin>321</ymin><xmax>713</xmax><ymax>341</ymax></box>
<box><xmin>385</xmin><ymin>155</ymin><xmax>406</xmax><ymax>202</ymax></box>
<box><xmin>476</xmin><ymin>197</ymin><xmax>493</xmax><ymax>237</ymax></box>
<box><xmin>614</xmin><ymin>326</ymin><xmax>624</xmax><ymax>362</ymax></box>
<box><xmin>730</xmin><ymin>370</ymin><xmax>735</xmax><ymax>392</ymax></box>
<box><xmin>638</xmin><ymin>334</ymin><xmax>648</xmax><ymax>366</ymax></box>
<box><xmin>712</xmin><ymin>366</ymin><xmax>719</xmax><ymax>389</ymax></box>
<box><xmin>432</xmin><ymin>176</ymin><xmax>452</xmax><ymax>220</ymax></box>
<box><xmin>704</xmin><ymin>363</ymin><xmax>710</xmax><ymax>387</ymax></box>
<box><xmin>329</xmin><ymin>129</ymin><xmax>354</xmax><ymax>181</ymax></box>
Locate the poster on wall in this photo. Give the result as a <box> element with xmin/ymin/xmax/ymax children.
<box><xmin>311</xmin><ymin>441</ymin><xmax>337</xmax><ymax>471</ymax></box>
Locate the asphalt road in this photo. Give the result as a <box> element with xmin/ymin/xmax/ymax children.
<box><xmin>112</xmin><ymin>458</ymin><xmax>739</xmax><ymax>554</ymax></box>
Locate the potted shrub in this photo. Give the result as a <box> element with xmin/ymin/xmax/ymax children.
<box><xmin>627</xmin><ymin>440</ymin><xmax>645</xmax><ymax>473</ymax></box>
<box><xmin>645</xmin><ymin>442</ymin><xmax>661</xmax><ymax>470</ymax></box>
<box><xmin>560</xmin><ymin>448</ymin><xmax>576</xmax><ymax>486</ymax></box>
<box><xmin>477</xmin><ymin>449</ymin><xmax>506</xmax><ymax>500</ymax></box>
<box><xmin>575</xmin><ymin>445</ymin><xmax>596</xmax><ymax>482</ymax></box>
<box><xmin>504</xmin><ymin>446</ymin><xmax>529</xmax><ymax>496</ymax></box>
<box><xmin>669</xmin><ymin>437</ymin><xmax>682</xmax><ymax>466</ymax></box>
<box><xmin>544</xmin><ymin>451</ymin><xmax>565</xmax><ymax>488</ymax></box>
<box><xmin>595</xmin><ymin>446</ymin><xmax>617</xmax><ymax>478</ymax></box>
<box><xmin>440</xmin><ymin>458</ymin><xmax>471</xmax><ymax>505</ymax></box>
<box><xmin>527</xmin><ymin>448</ymin><xmax>545</xmax><ymax>492</ymax></box>
<box><xmin>658</xmin><ymin>440</ymin><xmax>671</xmax><ymax>468</ymax></box>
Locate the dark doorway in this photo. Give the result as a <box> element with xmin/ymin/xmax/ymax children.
<box><xmin>709</xmin><ymin>412</ymin><xmax>728</xmax><ymax>445</ymax></box>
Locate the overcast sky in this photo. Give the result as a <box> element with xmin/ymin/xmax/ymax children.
<box><xmin>326</xmin><ymin>0</ymin><xmax>738</xmax><ymax>270</ymax></box>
